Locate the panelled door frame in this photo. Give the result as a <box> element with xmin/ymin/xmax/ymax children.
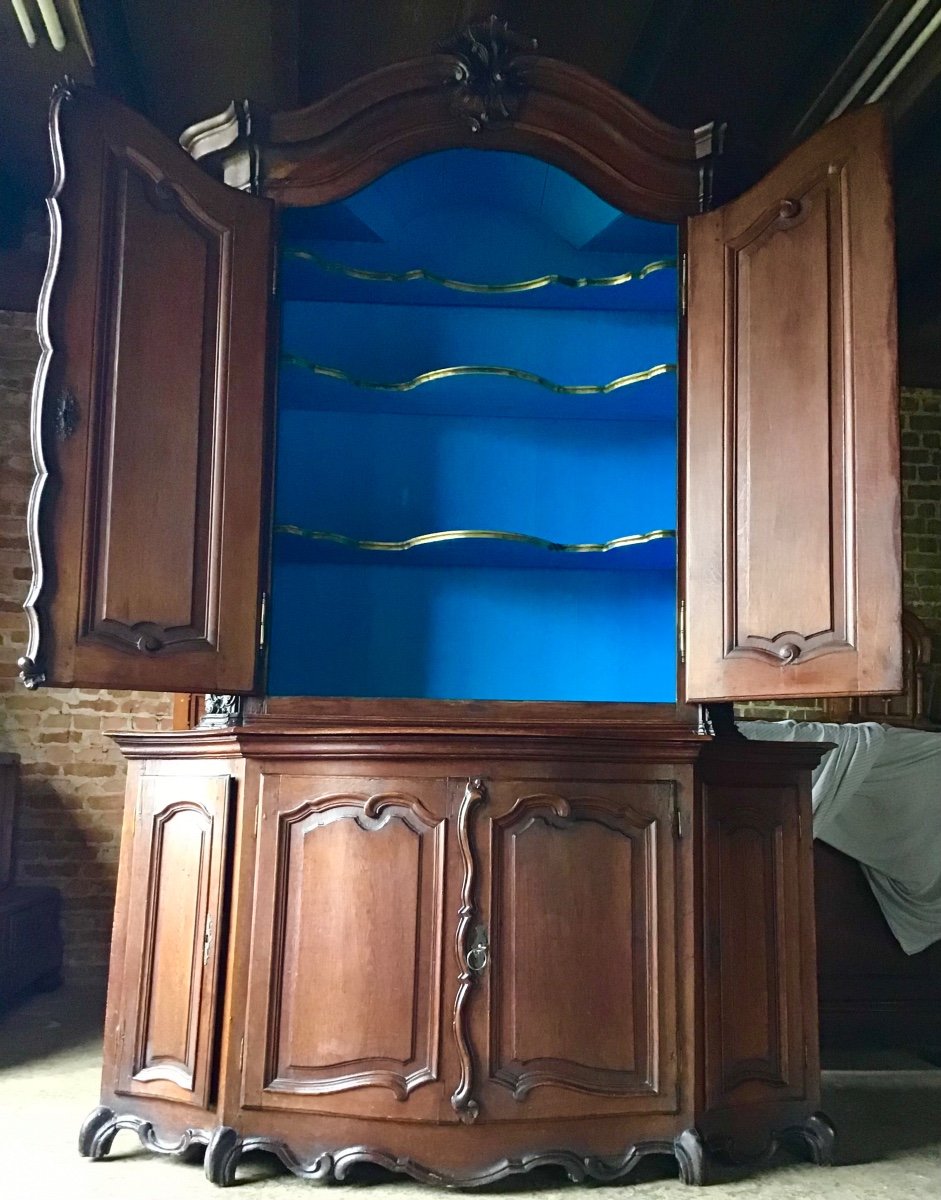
<box><xmin>240</xmin><ymin>765</ymin><xmax>454</xmax><ymax>1122</ymax></box>
<box><xmin>22</xmin><ymin>85</ymin><xmax>272</xmax><ymax>694</ymax></box>
<box><xmin>114</xmin><ymin>770</ymin><xmax>232</xmax><ymax>1108</ymax></box>
<box><xmin>458</xmin><ymin>768</ymin><xmax>683</xmax><ymax>1122</ymax></box>
<box><xmin>684</xmin><ymin>105</ymin><xmax>901</xmax><ymax>702</ymax></box>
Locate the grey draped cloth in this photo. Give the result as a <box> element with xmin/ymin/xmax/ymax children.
<box><xmin>739</xmin><ymin>720</ymin><xmax>941</xmax><ymax>955</ymax></box>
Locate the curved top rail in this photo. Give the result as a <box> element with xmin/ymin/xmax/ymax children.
<box><xmin>181</xmin><ymin>22</ymin><xmax>715</xmax><ymax>220</ymax></box>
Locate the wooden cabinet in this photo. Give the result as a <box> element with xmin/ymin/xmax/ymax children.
<box><xmin>685</xmin><ymin>107</ymin><xmax>900</xmax><ymax>702</ymax></box>
<box><xmin>700</xmin><ymin>755</ymin><xmax>815</xmax><ymax>1120</ymax></box>
<box><xmin>108</xmin><ymin>770</ymin><xmax>231</xmax><ymax>1109</ymax></box>
<box><xmin>40</xmin><ymin>20</ymin><xmax>899</xmax><ymax>1190</ymax></box>
<box><xmin>78</xmin><ymin>728</ymin><xmax>832</xmax><ymax>1188</ymax></box>
<box><xmin>241</xmin><ymin>770</ymin><xmax>451</xmax><ymax>1122</ymax></box>
<box><xmin>19</xmin><ymin>86</ymin><xmax>271</xmax><ymax>695</ymax></box>
<box><xmin>474</xmin><ymin>774</ymin><xmax>679</xmax><ymax>1121</ymax></box>
<box><xmin>20</xmin><ymin>44</ymin><xmax>901</xmax><ymax>707</ymax></box>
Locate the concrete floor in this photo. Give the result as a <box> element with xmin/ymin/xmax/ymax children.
<box><xmin>2</xmin><ymin>984</ymin><xmax>941</xmax><ymax>1197</ymax></box>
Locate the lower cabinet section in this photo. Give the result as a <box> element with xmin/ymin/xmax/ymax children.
<box><xmin>85</xmin><ymin>726</ymin><xmax>834</xmax><ymax>1188</ymax></box>
<box><xmin>107</xmin><ymin>770</ymin><xmax>232</xmax><ymax>1110</ymax></box>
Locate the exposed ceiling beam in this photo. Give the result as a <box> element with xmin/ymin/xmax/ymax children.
<box><xmin>790</xmin><ymin>0</ymin><xmax>941</xmax><ymax>140</ymax></box>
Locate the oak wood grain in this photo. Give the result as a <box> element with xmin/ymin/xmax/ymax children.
<box><xmin>685</xmin><ymin>105</ymin><xmax>901</xmax><ymax>702</ymax></box>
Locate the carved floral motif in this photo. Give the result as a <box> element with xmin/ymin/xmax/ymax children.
<box><xmin>444</xmin><ymin>16</ymin><xmax>537</xmax><ymax>132</ymax></box>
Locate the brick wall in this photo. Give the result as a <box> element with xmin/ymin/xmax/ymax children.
<box><xmin>0</xmin><ymin>312</ymin><xmax>172</xmax><ymax>976</ymax></box>
<box><xmin>1</xmin><ymin>302</ymin><xmax>938</xmax><ymax>969</ymax></box>
<box><xmin>739</xmin><ymin>385</ymin><xmax>941</xmax><ymax>722</ymax></box>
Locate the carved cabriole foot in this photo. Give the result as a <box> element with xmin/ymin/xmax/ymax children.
<box><xmin>674</xmin><ymin>1127</ymin><xmax>709</xmax><ymax>1186</ymax></box>
<box><xmin>205</xmin><ymin>1127</ymin><xmax>243</xmax><ymax>1187</ymax></box>
<box><xmin>78</xmin><ymin>1106</ymin><xmax>210</xmax><ymax>1163</ymax></box>
<box><xmin>782</xmin><ymin>1111</ymin><xmax>837</xmax><ymax>1166</ymax></box>
<box><xmin>78</xmin><ymin>1106</ymin><xmax>117</xmax><ymax>1159</ymax></box>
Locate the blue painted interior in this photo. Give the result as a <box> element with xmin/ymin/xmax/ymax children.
<box><xmin>269</xmin><ymin>150</ymin><xmax>679</xmax><ymax>702</ymax></box>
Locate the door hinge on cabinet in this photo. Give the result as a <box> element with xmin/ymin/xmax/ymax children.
<box><xmin>271</xmin><ymin>254</ymin><xmax>279</xmax><ymax>296</ymax></box>
<box><xmin>239</xmin><ymin>1037</ymin><xmax>244</xmax><ymax>1071</ymax></box>
<box><xmin>678</xmin><ymin>599</ymin><xmax>686</xmax><ymax>665</ymax></box>
<box><xmin>680</xmin><ymin>253</ymin><xmax>688</xmax><ymax>316</ymax></box>
<box><xmin>203</xmin><ymin>913</ymin><xmax>214</xmax><ymax>966</ymax></box>
<box><xmin>258</xmin><ymin>591</ymin><xmax>269</xmax><ymax>652</ymax></box>
<box><xmin>674</xmin><ymin>806</ymin><xmax>687</xmax><ymax>839</ymax></box>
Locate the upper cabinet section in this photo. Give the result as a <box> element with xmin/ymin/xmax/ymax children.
<box><xmin>21</xmin><ymin>86</ymin><xmax>272</xmax><ymax>693</ymax></box>
<box><xmin>181</xmin><ymin>23</ymin><xmax>714</xmax><ymax>220</ymax></box>
<box><xmin>684</xmin><ymin>106</ymin><xmax>901</xmax><ymax>703</ymax></box>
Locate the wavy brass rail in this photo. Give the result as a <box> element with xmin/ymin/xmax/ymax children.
<box><xmin>274</xmin><ymin>526</ymin><xmax>677</xmax><ymax>553</ymax></box>
<box><xmin>282</xmin><ymin>356</ymin><xmax>677</xmax><ymax>396</ymax></box>
<box><xmin>283</xmin><ymin>247</ymin><xmax>677</xmax><ymax>294</ymax></box>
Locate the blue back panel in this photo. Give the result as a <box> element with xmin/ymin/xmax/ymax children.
<box><xmin>269</xmin><ymin>150</ymin><xmax>679</xmax><ymax>702</ymax></box>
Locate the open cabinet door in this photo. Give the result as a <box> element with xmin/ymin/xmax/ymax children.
<box><xmin>20</xmin><ymin>85</ymin><xmax>272</xmax><ymax>693</ymax></box>
<box><xmin>684</xmin><ymin>105</ymin><xmax>901</xmax><ymax>704</ymax></box>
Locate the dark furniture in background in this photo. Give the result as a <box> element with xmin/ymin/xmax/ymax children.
<box><xmin>0</xmin><ymin>753</ymin><xmax>63</xmax><ymax>1004</ymax></box>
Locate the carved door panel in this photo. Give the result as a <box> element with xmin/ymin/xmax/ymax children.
<box><xmin>21</xmin><ymin>85</ymin><xmax>271</xmax><ymax>694</ymax></box>
<box><xmin>701</xmin><ymin>779</ymin><xmax>808</xmax><ymax>1111</ymax></box>
<box><xmin>685</xmin><ymin>105</ymin><xmax>901</xmax><ymax>701</ymax></box>
<box><xmin>114</xmin><ymin>772</ymin><xmax>232</xmax><ymax>1107</ymax></box>
<box><xmin>241</xmin><ymin>770</ymin><xmax>454</xmax><ymax>1121</ymax></box>
<box><xmin>457</xmin><ymin>773</ymin><xmax>680</xmax><ymax>1122</ymax></box>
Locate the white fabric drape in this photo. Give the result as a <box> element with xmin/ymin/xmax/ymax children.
<box><xmin>738</xmin><ymin>720</ymin><xmax>941</xmax><ymax>954</ymax></box>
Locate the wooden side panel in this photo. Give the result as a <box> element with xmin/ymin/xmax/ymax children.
<box><xmin>477</xmin><ymin>776</ymin><xmax>679</xmax><ymax>1119</ymax></box>
<box><xmin>685</xmin><ymin>105</ymin><xmax>901</xmax><ymax>701</ymax></box>
<box><xmin>242</xmin><ymin>773</ymin><xmax>451</xmax><ymax>1120</ymax></box>
<box><xmin>22</xmin><ymin>86</ymin><xmax>271</xmax><ymax>693</ymax></box>
<box><xmin>116</xmin><ymin>772</ymin><xmax>231</xmax><ymax>1108</ymax></box>
<box><xmin>702</xmin><ymin>781</ymin><xmax>806</xmax><ymax>1111</ymax></box>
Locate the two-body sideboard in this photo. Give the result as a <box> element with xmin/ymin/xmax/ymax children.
<box><xmin>21</xmin><ymin>19</ymin><xmax>901</xmax><ymax>1187</ymax></box>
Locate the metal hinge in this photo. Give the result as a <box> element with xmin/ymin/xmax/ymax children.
<box><xmin>239</xmin><ymin>1037</ymin><xmax>245</xmax><ymax>1071</ymax></box>
<box><xmin>680</xmin><ymin>253</ymin><xmax>688</xmax><ymax>316</ymax></box>
<box><xmin>271</xmin><ymin>253</ymin><xmax>279</xmax><ymax>296</ymax></box>
<box><xmin>678</xmin><ymin>599</ymin><xmax>686</xmax><ymax>665</ymax></box>
<box><xmin>202</xmin><ymin>913</ymin><xmax>214</xmax><ymax>965</ymax></box>
<box><xmin>258</xmin><ymin>591</ymin><xmax>269</xmax><ymax>652</ymax></box>
<box><xmin>674</xmin><ymin>806</ymin><xmax>687</xmax><ymax>839</ymax></box>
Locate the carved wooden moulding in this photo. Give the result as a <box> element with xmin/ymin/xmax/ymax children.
<box><xmin>179</xmin><ymin>19</ymin><xmax>713</xmax><ymax>218</ymax></box>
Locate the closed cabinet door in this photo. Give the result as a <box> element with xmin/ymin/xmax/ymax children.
<box><xmin>702</xmin><ymin>779</ymin><xmax>808</xmax><ymax>1111</ymax></box>
<box><xmin>453</xmin><ymin>772</ymin><xmax>681</xmax><ymax>1123</ymax></box>
<box><xmin>241</xmin><ymin>770</ymin><xmax>454</xmax><ymax>1121</ymax></box>
<box><xmin>685</xmin><ymin>105</ymin><xmax>901</xmax><ymax>702</ymax></box>
<box><xmin>115</xmin><ymin>772</ymin><xmax>232</xmax><ymax>1108</ymax></box>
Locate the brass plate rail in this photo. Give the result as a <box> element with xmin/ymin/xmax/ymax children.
<box><xmin>282</xmin><ymin>356</ymin><xmax>677</xmax><ymax>396</ymax></box>
<box><xmin>274</xmin><ymin>527</ymin><xmax>677</xmax><ymax>553</ymax></box>
<box><xmin>282</xmin><ymin>247</ymin><xmax>677</xmax><ymax>295</ymax></box>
